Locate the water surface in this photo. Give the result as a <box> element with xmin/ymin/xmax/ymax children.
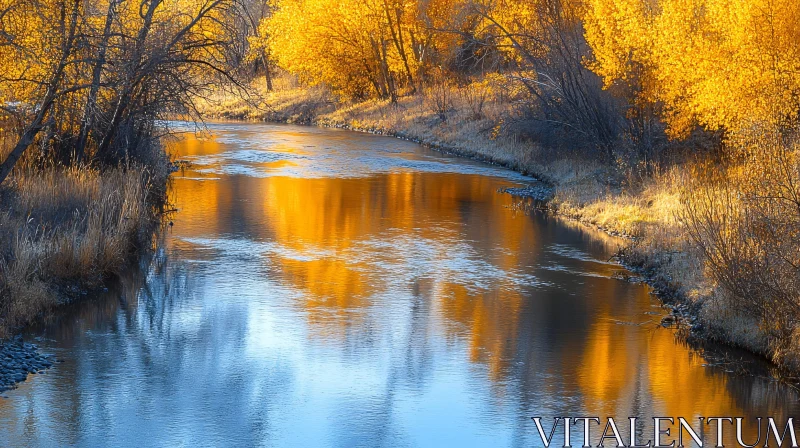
<box><xmin>0</xmin><ymin>122</ymin><xmax>796</xmax><ymax>447</ymax></box>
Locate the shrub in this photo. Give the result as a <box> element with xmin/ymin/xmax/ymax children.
<box><xmin>681</xmin><ymin>130</ymin><xmax>800</xmax><ymax>367</ymax></box>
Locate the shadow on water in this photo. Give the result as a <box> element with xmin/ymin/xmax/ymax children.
<box><xmin>0</xmin><ymin>122</ymin><xmax>797</xmax><ymax>447</ymax></box>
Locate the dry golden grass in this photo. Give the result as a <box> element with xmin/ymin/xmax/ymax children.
<box><xmin>0</xmin><ymin>164</ymin><xmax>166</xmax><ymax>337</ymax></box>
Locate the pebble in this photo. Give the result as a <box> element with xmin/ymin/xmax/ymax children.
<box><xmin>0</xmin><ymin>335</ymin><xmax>53</xmax><ymax>393</ymax></box>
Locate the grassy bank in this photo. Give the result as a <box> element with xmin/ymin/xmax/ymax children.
<box><xmin>0</xmin><ymin>146</ymin><xmax>170</xmax><ymax>338</ymax></box>
<box><xmin>198</xmin><ymin>81</ymin><xmax>796</xmax><ymax>373</ymax></box>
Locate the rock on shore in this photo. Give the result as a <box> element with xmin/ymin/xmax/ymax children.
<box><xmin>500</xmin><ymin>184</ymin><xmax>554</xmax><ymax>202</ymax></box>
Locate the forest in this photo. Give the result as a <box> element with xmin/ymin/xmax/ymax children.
<box><xmin>1</xmin><ymin>0</ymin><xmax>800</xmax><ymax>372</ymax></box>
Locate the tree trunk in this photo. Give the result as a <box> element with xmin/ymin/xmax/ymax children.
<box><xmin>75</xmin><ymin>0</ymin><xmax>119</xmax><ymax>163</ymax></box>
<box><xmin>369</xmin><ymin>37</ymin><xmax>390</xmax><ymax>99</ymax></box>
<box><xmin>263</xmin><ymin>51</ymin><xmax>273</xmax><ymax>91</ymax></box>
<box><xmin>0</xmin><ymin>123</ymin><xmax>44</xmax><ymax>184</ymax></box>
<box><xmin>96</xmin><ymin>0</ymin><xmax>162</xmax><ymax>159</ymax></box>
<box><xmin>382</xmin><ymin>0</ymin><xmax>414</xmax><ymax>92</ymax></box>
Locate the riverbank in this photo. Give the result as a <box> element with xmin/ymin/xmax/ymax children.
<box><xmin>0</xmin><ymin>146</ymin><xmax>171</xmax><ymax>390</ymax></box>
<box><xmin>197</xmin><ymin>85</ymin><xmax>785</xmax><ymax>374</ymax></box>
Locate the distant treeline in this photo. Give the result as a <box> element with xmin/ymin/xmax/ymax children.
<box><xmin>3</xmin><ymin>0</ymin><xmax>797</xmax><ymax>175</ymax></box>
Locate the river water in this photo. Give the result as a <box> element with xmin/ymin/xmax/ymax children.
<box><xmin>0</xmin><ymin>122</ymin><xmax>797</xmax><ymax>447</ymax></box>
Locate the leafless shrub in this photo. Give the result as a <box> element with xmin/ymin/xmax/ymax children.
<box><xmin>425</xmin><ymin>70</ymin><xmax>454</xmax><ymax>121</ymax></box>
<box><xmin>460</xmin><ymin>82</ymin><xmax>489</xmax><ymax>120</ymax></box>
<box><xmin>680</xmin><ymin>130</ymin><xmax>800</xmax><ymax>367</ymax></box>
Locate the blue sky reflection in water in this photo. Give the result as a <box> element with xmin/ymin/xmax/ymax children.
<box><xmin>0</xmin><ymin>122</ymin><xmax>797</xmax><ymax>447</ymax></box>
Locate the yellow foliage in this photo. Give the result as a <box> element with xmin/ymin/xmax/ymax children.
<box><xmin>584</xmin><ymin>0</ymin><xmax>800</xmax><ymax>137</ymax></box>
<box><xmin>263</xmin><ymin>0</ymin><xmax>437</xmax><ymax>98</ymax></box>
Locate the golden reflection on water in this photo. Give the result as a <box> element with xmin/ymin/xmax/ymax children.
<box><xmin>169</xmin><ymin>128</ymin><xmax>794</xmax><ymax>425</ymax></box>
<box><xmin>576</xmin><ymin>298</ymin><xmax>744</xmax><ymax>416</ymax></box>
<box><xmin>178</xmin><ymin>131</ymin><xmax>723</xmax><ymax>412</ymax></box>
<box><xmin>172</xmin><ymin>131</ymin><xmax>541</xmax><ymax>374</ymax></box>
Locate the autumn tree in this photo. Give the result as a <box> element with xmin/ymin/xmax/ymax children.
<box><xmin>264</xmin><ymin>0</ymin><xmax>430</xmax><ymax>99</ymax></box>
<box><xmin>584</xmin><ymin>0</ymin><xmax>800</xmax><ymax>138</ymax></box>
<box><xmin>0</xmin><ymin>0</ymin><xmax>83</xmax><ymax>182</ymax></box>
<box><xmin>0</xmin><ymin>0</ymin><xmax>247</xmax><ymax>183</ymax></box>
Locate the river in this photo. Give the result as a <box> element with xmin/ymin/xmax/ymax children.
<box><xmin>0</xmin><ymin>122</ymin><xmax>797</xmax><ymax>447</ymax></box>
